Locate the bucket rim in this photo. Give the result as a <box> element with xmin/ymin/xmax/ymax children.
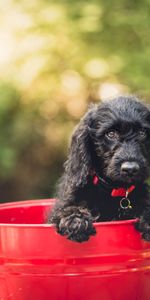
<box><xmin>0</xmin><ymin>199</ymin><xmax>138</xmax><ymax>228</ymax></box>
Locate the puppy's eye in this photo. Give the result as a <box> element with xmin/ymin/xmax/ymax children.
<box><xmin>139</xmin><ymin>129</ymin><xmax>147</xmax><ymax>139</ymax></box>
<box><xmin>106</xmin><ymin>130</ymin><xmax>119</xmax><ymax>140</ymax></box>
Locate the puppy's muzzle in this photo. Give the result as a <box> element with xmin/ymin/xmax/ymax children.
<box><xmin>121</xmin><ymin>161</ymin><xmax>140</xmax><ymax>177</ymax></box>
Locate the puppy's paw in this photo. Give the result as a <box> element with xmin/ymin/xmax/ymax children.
<box><xmin>142</xmin><ymin>232</ymin><xmax>150</xmax><ymax>241</ymax></box>
<box><xmin>57</xmin><ymin>207</ymin><xmax>96</xmax><ymax>242</ymax></box>
<box><xmin>135</xmin><ymin>218</ymin><xmax>150</xmax><ymax>241</ymax></box>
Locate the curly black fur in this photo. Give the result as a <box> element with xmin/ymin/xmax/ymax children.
<box><xmin>49</xmin><ymin>96</ymin><xmax>150</xmax><ymax>242</ymax></box>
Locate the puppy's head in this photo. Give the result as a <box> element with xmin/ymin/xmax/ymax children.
<box><xmin>66</xmin><ymin>96</ymin><xmax>150</xmax><ymax>188</ymax></box>
<box><xmin>90</xmin><ymin>96</ymin><xmax>150</xmax><ymax>185</ymax></box>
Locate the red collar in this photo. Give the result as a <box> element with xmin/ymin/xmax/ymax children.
<box><xmin>93</xmin><ymin>175</ymin><xmax>135</xmax><ymax>197</ymax></box>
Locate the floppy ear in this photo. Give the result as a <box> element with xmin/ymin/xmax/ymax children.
<box><xmin>64</xmin><ymin>106</ymin><xmax>96</xmax><ymax>188</ymax></box>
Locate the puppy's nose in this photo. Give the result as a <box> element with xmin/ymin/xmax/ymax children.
<box><xmin>121</xmin><ymin>162</ymin><xmax>140</xmax><ymax>176</ymax></box>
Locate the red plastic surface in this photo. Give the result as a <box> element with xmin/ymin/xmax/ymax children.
<box><xmin>0</xmin><ymin>199</ymin><xmax>150</xmax><ymax>300</ymax></box>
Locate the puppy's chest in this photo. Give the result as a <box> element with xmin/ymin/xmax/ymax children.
<box><xmin>87</xmin><ymin>186</ymin><xmax>140</xmax><ymax>221</ymax></box>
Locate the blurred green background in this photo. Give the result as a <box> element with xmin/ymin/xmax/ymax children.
<box><xmin>0</xmin><ymin>0</ymin><xmax>150</xmax><ymax>202</ymax></box>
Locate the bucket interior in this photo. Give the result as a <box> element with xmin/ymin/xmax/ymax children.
<box><xmin>0</xmin><ymin>199</ymin><xmax>54</xmax><ymax>224</ymax></box>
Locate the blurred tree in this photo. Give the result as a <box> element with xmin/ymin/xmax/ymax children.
<box><xmin>0</xmin><ymin>0</ymin><xmax>150</xmax><ymax>201</ymax></box>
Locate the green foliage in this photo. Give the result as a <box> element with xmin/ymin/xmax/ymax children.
<box><xmin>0</xmin><ymin>0</ymin><xmax>150</xmax><ymax>201</ymax></box>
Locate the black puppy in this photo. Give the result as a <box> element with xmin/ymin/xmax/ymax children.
<box><xmin>49</xmin><ymin>96</ymin><xmax>150</xmax><ymax>242</ymax></box>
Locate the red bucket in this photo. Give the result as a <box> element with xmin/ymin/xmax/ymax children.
<box><xmin>0</xmin><ymin>199</ymin><xmax>150</xmax><ymax>300</ymax></box>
